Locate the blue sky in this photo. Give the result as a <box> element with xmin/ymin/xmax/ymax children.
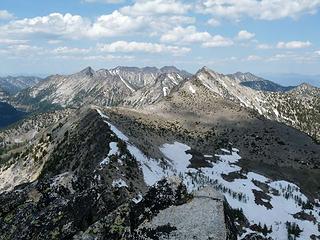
<box><xmin>0</xmin><ymin>0</ymin><xmax>320</xmax><ymax>78</ymax></box>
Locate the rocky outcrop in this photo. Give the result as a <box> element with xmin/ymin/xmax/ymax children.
<box><xmin>137</xmin><ymin>187</ymin><xmax>234</xmax><ymax>240</ymax></box>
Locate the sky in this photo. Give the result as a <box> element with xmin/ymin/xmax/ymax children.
<box><xmin>0</xmin><ymin>0</ymin><xmax>320</xmax><ymax>78</ymax></box>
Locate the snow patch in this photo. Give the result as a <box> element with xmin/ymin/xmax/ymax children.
<box><xmin>159</xmin><ymin>142</ymin><xmax>192</xmax><ymax>173</ymax></box>
<box><xmin>112</xmin><ymin>179</ymin><xmax>128</xmax><ymax>188</ymax></box>
<box><xmin>100</xmin><ymin>142</ymin><xmax>119</xmax><ymax>166</ymax></box>
<box><xmin>132</xmin><ymin>193</ymin><xmax>143</xmax><ymax>203</ymax></box>
<box><xmin>189</xmin><ymin>85</ymin><xmax>196</xmax><ymax>94</ymax></box>
<box><xmin>163</xmin><ymin>87</ymin><xmax>169</xmax><ymax>97</ymax></box>
<box><xmin>96</xmin><ymin>109</ymin><xmax>109</xmax><ymax>119</ymax></box>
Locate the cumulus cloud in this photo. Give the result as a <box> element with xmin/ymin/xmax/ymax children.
<box><xmin>87</xmin><ymin>11</ymin><xmax>144</xmax><ymax>38</ymax></box>
<box><xmin>246</xmin><ymin>55</ymin><xmax>262</xmax><ymax>61</ymax></box>
<box><xmin>237</xmin><ymin>30</ymin><xmax>255</xmax><ymax>40</ymax></box>
<box><xmin>0</xmin><ymin>44</ymin><xmax>46</xmax><ymax>57</ymax></box>
<box><xmin>161</xmin><ymin>26</ymin><xmax>211</xmax><ymax>43</ymax></box>
<box><xmin>0</xmin><ymin>10</ymin><xmax>192</xmax><ymax>39</ymax></box>
<box><xmin>160</xmin><ymin>25</ymin><xmax>233</xmax><ymax>47</ymax></box>
<box><xmin>207</xmin><ymin>18</ymin><xmax>220</xmax><ymax>27</ymax></box>
<box><xmin>148</xmin><ymin>15</ymin><xmax>196</xmax><ymax>36</ymax></box>
<box><xmin>52</xmin><ymin>46</ymin><xmax>91</xmax><ymax>55</ymax></box>
<box><xmin>97</xmin><ymin>41</ymin><xmax>191</xmax><ymax>55</ymax></box>
<box><xmin>265</xmin><ymin>52</ymin><xmax>319</xmax><ymax>62</ymax></box>
<box><xmin>202</xmin><ymin>35</ymin><xmax>234</xmax><ymax>47</ymax></box>
<box><xmin>0</xmin><ymin>10</ymin><xmax>14</xmax><ymax>20</ymax></box>
<box><xmin>257</xmin><ymin>44</ymin><xmax>273</xmax><ymax>49</ymax></box>
<box><xmin>277</xmin><ymin>41</ymin><xmax>312</xmax><ymax>49</ymax></box>
<box><xmin>0</xmin><ymin>11</ymin><xmax>144</xmax><ymax>39</ymax></box>
<box><xmin>120</xmin><ymin>0</ymin><xmax>191</xmax><ymax>16</ymax></box>
<box><xmin>53</xmin><ymin>54</ymin><xmax>134</xmax><ymax>61</ymax></box>
<box><xmin>81</xmin><ymin>55</ymin><xmax>134</xmax><ymax>61</ymax></box>
<box><xmin>48</xmin><ymin>40</ymin><xmax>63</xmax><ymax>44</ymax></box>
<box><xmin>0</xmin><ymin>13</ymin><xmax>90</xmax><ymax>38</ymax></box>
<box><xmin>0</xmin><ymin>39</ymin><xmax>28</xmax><ymax>44</ymax></box>
<box><xmin>315</xmin><ymin>50</ymin><xmax>320</xmax><ymax>55</ymax></box>
<box><xmin>198</xmin><ymin>0</ymin><xmax>320</xmax><ymax>20</ymax></box>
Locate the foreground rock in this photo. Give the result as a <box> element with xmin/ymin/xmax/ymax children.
<box><xmin>138</xmin><ymin>187</ymin><xmax>231</xmax><ymax>240</ymax></box>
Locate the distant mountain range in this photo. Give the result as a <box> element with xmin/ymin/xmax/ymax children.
<box><xmin>229</xmin><ymin>72</ymin><xmax>295</xmax><ymax>92</ymax></box>
<box><xmin>3</xmin><ymin>66</ymin><xmax>319</xmax><ymax>142</ymax></box>
<box><xmin>11</xmin><ymin>66</ymin><xmax>190</xmax><ymax>110</ymax></box>
<box><xmin>0</xmin><ymin>76</ymin><xmax>42</xmax><ymax>95</ymax></box>
<box><xmin>261</xmin><ymin>73</ymin><xmax>320</xmax><ymax>88</ymax></box>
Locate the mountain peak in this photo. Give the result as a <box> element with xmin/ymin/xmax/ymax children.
<box><xmin>200</xmin><ymin>66</ymin><xmax>210</xmax><ymax>72</ymax></box>
<box><xmin>196</xmin><ymin>66</ymin><xmax>211</xmax><ymax>76</ymax></box>
<box><xmin>231</xmin><ymin>72</ymin><xmax>260</xmax><ymax>82</ymax></box>
<box><xmin>196</xmin><ymin>66</ymin><xmax>223</xmax><ymax>78</ymax></box>
<box><xmin>79</xmin><ymin>66</ymin><xmax>95</xmax><ymax>77</ymax></box>
<box><xmin>298</xmin><ymin>82</ymin><xmax>313</xmax><ymax>88</ymax></box>
<box><xmin>292</xmin><ymin>82</ymin><xmax>318</xmax><ymax>93</ymax></box>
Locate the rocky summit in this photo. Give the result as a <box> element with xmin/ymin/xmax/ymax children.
<box><xmin>0</xmin><ymin>66</ymin><xmax>320</xmax><ymax>240</ymax></box>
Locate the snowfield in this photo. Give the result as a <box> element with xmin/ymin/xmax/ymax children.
<box><xmin>100</xmin><ymin>142</ymin><xmax>118</xmax><ymax>165</ymax></box>
<box><xmin>96</xmin><ymin>109</ymin><xmax>320</xmax><ymax>240</ymax></box>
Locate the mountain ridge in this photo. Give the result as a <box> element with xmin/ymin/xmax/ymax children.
<box><xmin>0</xmin><ymin>76</ymin><xmax>43</xmax><ymax>95</ymax></box>
<box><xmin>3</xmin><ymin>65</ymin><xmax>319</xmax><ymax>142</ymax></box>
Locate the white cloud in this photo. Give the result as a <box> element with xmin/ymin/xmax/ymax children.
<box><xmin>198</xmin><ymin>0</ymin><xmax>320</xmax><ymax>20</ymax></box>
<box><xmin>161</xmin><ymin>26</ymin><xmax>211</xmax><ymax>43</ymax></box>
<box><xmin>48</xmin><ymin>40</ymin><xmax>63</xmax><ymax>44</ymax></box>
<box><xmin>0</xmin><ymin>7</ymin><xmax>195</xmax><ymax>40</ymax></box>
<box><xmin>207</xmin><ymin>18</ymin><xmax>220</xmax><ymax>27</ymax></box>
<box><xmin>160</xmin><ymin>26</ymin><xmax>233</xmax><ymax>47</ymax></box>
<box><xmin>0</xmin><ymin>13</ymin><xmax>90</xmax><ymax>38</ymax></box>
<box><xmin>148</xmin><ymin>15</ymin><xmax>196</xmax><ymax>36</ymax></box>
<box><xmin>237</xmin><ymin>30</ymin><xmax>255</xmax><ymax>40</ymax></box>
<box><xmin>87</xmin><ymin>11</ymin><xmax>144</xmax><ymax>38</ymax></box>
<box><xmin>98</xmin><ymin>41</ymin><xmax>191</xmax><ymax>55</ymax></box>
<box><xmin>0</xmin><ymin>39</ymin><xmax>28</xmax><ymax>44</ymax></box>
<box><xmin>277</xmin><ymin>41</ymin><xmax>312</xmax><ymax>49</ymax></box>
<box><xmin>8</xmin><ymin>44</ymin><xmax>42</xmax><ymax>52</ymax></box>
<box><xmin>315</xmin><ymin>50</ymin><xmax>320</xmax><ymax>55</ymax></box>
<box><xmin>257</xmin><ymin>44</ymin><xmax>273</xmax><ymax>49</ymax></box>
<box><xmin>120</xmin><ymin>0</ymin><xmax>191</xmax><ymax>16</ymax></box>
<box><xmin>266</xmin><ymin>52</ymin><xmax>318</xmax><ymax>62</ymax></box>
<box><xmin>53</xmin><ymin>54</ymin><xmax>134</xmax><ymax>61</ymax></box>
<box><xmin>0</xmin><ymin>44</ymin><xmax>46</xmax><ymax>57</ymax></box>
<box><xmin>0</xmin><ymin>11</ymin><xmax>144</xmax><ymax>39</ymax></box>
<box><xmin>52</xmin><ymin>46</ymin><xmax>91</xmax><ymax>55</ymax></box>
<box><xmin>82</xmin><ymin>55</ymin><xmax>134</xmax><ymax>61</ymax></box>
<box><xmin>246</xmin><ymin>55</ymin><xmax>262</xmax><ymax>61</ymax></box>
<box><xmin>202</xmin><ymin>35</ymin><xmax>234</xmax><ymax>47</ymax></box>
<box><xmin>0</xmin><ymin>10</ymin><xmax>13</xmax><ymax>20</ymax></box>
